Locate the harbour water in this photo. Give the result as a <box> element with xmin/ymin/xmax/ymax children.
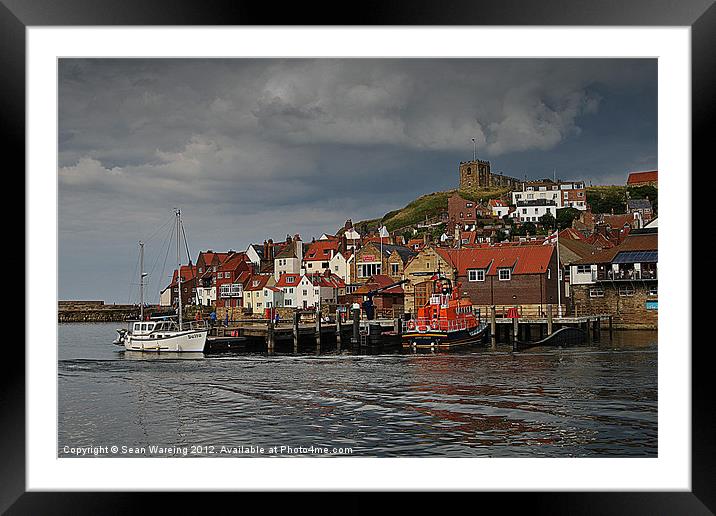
<box><xmin>59</xmin><ymin>322</ymin><xmax>657</xmax><ymax>457</ymax></box>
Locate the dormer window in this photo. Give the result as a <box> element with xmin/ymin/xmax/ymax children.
<box><xmin>498</xmin><ymin>269</ymin><xmax>511</xmax><ymax>281</ymax></box>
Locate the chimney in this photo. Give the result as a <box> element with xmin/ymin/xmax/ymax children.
<box><xmin>267</xmin><ymin>239</ymin><xmax>274</xmax><ymax>261</ymax></box>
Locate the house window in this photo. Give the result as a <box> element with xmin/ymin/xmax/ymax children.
<box><xmin>576</xmin><ymin>265</ymin><xmax>591</xmax><ymax>274</ymax></box>
<box><xmin>285</xmin><ymin>299</ymin><xmax>292</xmax><ymax>306</ymax></box>
<box><xmin>198</xmin><ymin>267</ymin><xmax>203</xmax><ymax>273</ymax></box>
<box><xmin>307</xmin><ymin>263</ymin><xmax>313</xmax><ymax>268</ymax></box>
<box><xmin>468</xmin><ymin>269</ymin><xmax>485</xmax><ymax>282</ymax></box>
<box><xmin>322</xmin><ymin>262</ymin><xmax>329</xmax><ymax>268</ymax></box>
<box><xmin>391</xmin><ymin>263</ymin><xmax>399</xmax><ymax>276</ymax></box>
<box><xmin>589</xmin><ymin>288</ymin><xmax>604</xmax><ymax>298</ymax></box>
<box><xmin>303</xmin><ymin>290</ymin><xmax>308</xmax><ymax>296</ymax></box>
<box><xmin>618</xmin><ymin>286</ymin><xmax>635</xmax><ymax>297</ymax></box>
<box><xmin>498</xmin><ymin>269</ymin><xmax>511</xmax><ymax>281</ymax></box>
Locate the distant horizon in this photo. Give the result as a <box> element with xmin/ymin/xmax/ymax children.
<box><xmin>59</xmin><ymin>58</ymin><xmax>657</xmax><ymax>303</ymax></box>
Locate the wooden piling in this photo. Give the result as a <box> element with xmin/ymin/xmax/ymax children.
<box><xmin>593</xmin><ymin>318</ymin><xmax>600</xmax><ymax>342</ymax></box>
<box><xmin>336</xmin><ymin>310</ymin><xmax>342</xmax><ymax>352</ymax></box>
<box><xmin>547</xmin><ymin>304</ymin><xmax>553</xmax><ymax>335</ymax></box>
<box><xmin>351</xmin><ymin>308</ymin><xmax>360</xmax><ymax>349</ymax></box>
<box><xmin>585</xmin><ymin>318</ymin><xmax>592</xmax><ymax>343</ymax></box>
<box><xmin>293</xmin><ymin>311</ymin><xmax>300</xmax><ymax>353</ymax></box>
<box><xmin>512</xmin><ymin>316</ymin><xmax>519</xmax><ymax>351</ymax></box>
<box><xmin>267</xmin><ymin>318</ymin><xmax>275</xmax><ymax>355</ymax></box>
<box><xmin>315</xmin><ymin>307</ymin><xmax>322</xmax><ymax>353</ymax></box>
<box><xmin>609</xmin><ymin>315</ymin><xmax>613</xmax><ymax>338</ymax></box>
<box><xmin>490</xmin><ymin>305</ymin><xmax>496</xmax><ymax>348</ymax></box>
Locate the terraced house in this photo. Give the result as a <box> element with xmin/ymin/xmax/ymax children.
<box><xmin>569</xmin><ymin>227</ymin><xmax>657</xmax><ymax>329</ymax></box>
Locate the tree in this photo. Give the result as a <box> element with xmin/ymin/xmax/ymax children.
<box><xmin>522</xmin><ymin>222</ymin><xmax>537</xmax><ymax>236</ymax></box>
<box><xmin>539</xmin><ymin>212</ymin><xmax>556</xmax><ymax>229</ymax></box>
<box><xmin>556</xmin><ymin>207</ymin><xmax>580</xmax><ymax>230</ymax></box>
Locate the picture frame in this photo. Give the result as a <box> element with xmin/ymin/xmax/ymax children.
<box><xmin>5</xmin><ymin>0</ymin><xmax>712</xmax><ymax>511</ymax></box>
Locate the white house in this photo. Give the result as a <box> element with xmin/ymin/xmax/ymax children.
<box><xmin>512</xmin><ymin>180</ymin><xmax>587</xmax><ymax>210</ymax></box>
<box><xmin>159</xmin><ymin>287</ymin><xmax>172</xmax><ymax>307</ymax></box>
<box><xmin>243</xmin><ymin>274</ymin><xmax>274</xmax><ymax>314</ymax></box>
<box><xmin>302</xmin><ymin>239</ymin><xmax>339</xmax><ymax>275</ymax></box>
<box><xmin>488</xmin><ymin>199</ymin><xmax>511</xmax><ymax>218</ymax></box>
<box><xmin>514</xmin><ymin>200</ymin><xmax>557</xmax><ymax>223</ymax></box>
<box><xmin>274</xmin><ymin>236</ymin><xmax>304</xmax><ymax>281</ymax></box>
<box><xmin>262</xmin><ymin>286</ymin><xmax>284</xmax><ymax>309</ymax></box>
<box><xmin>329</xmin><ymin>251</ymin><xmax>354</xmax><ymax>284</ymax></box>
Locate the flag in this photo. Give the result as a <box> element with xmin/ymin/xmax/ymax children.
<box><xmin>543</xmin><ymin>229</ymin><xmax>559</xmax><ymax>245</ymax></box>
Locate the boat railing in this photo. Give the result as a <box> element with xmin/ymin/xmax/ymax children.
<box><xmin>187</xmin><ymin>320</ymin><xmax>208</xmax><ymax>331</ymax></box>
<box><xmin>409</xmin><ymin>317</ymin><xmax>471</xmax><ymax>333</ymax></box>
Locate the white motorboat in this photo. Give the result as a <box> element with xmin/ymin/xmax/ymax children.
<box><xmin>114</xmin><ymin>208</ymin><xmax>208</xmax><ymax>353</ymax></box>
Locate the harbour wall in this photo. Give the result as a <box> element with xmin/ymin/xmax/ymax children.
<box><xmin>58</xmin><ymin>301</ymin><xmax>142</xmax><ymax>323</ymax></box>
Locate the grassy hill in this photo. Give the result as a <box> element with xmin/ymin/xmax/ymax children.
<box><xmin>345</xmin><ymin>183</ymin><xmax>656</xmax><ymax>236</ymax></box>
<box><xmin>350</xmin><ymin>187</ymin><xmax>511</xmax><ymax>234</ymax></box>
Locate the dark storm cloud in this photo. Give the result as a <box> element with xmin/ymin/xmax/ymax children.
<box><xmin>58</xmin><ymin>58</ymin><xmax>656</xmax><ymax>301</ymax></box>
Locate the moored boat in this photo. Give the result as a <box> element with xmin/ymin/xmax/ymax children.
<box><xmin>402</xmin><ymin>274</ymin><xmax>487</xmax><ymax>350</ymax></box>
<box><xmin>114</xmin><ymin>208</ymin><xmax>208</xmax><ymax>353</ymax></box>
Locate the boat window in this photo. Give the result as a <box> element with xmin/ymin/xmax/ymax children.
<box><xmin>141</xmin><ymin>324</ymin><xmax>147</xmax><ymax>331</ymax></box>
<box><xmin>147</xmin><ymin>324</ymin><xmax>155</xmax><ymax>331</ymax></box>
<box><xmin>134</xmin><ymin>323</ymin><xmax>140</xmax><ymax>331</ymax></box>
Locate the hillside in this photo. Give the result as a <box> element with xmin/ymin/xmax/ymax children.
<box><xmin>350</xmin><ymin>187</ymin><xmax>511</xmax><ymax>234</ymax></box>
<box><xmin>344</xmin><ymin>183</ymin><xmax>656</xmax><ymax>236</ymax></box>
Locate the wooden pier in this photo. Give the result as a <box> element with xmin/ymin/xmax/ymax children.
<box><xmin>203</xmin><ymin>304</ymin><xmax>613</xmax><ymax>354</ymax></box>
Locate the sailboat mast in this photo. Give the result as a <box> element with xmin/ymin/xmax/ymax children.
<box><xmin>176</xmin><ymin>208</ymin><xmax>183</xmax><ymax>330</ymax></box>
<box><xmin>139</xmin><ymin>241</ymin><xmax>144</xmax><ymax>320</ymax></box>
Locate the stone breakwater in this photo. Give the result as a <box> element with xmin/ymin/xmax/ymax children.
<box><xmin>58</xmin><ymin>301</ymin><xmax>141</xmax><ymax>323</ymax></box>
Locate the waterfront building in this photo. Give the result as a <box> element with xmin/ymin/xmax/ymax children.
<box><xmin>403</xmin><ymin>246</ymin><xmax>456</xmax><ymax>315</ymax></box>
<box><xmin>195</xmin><ymin>250</ymin><xmax>231</xmax><ymax>307</ymax></box>
<box><xmin>569</xmin><ymin>228</ymin><xmax>657</xmax><ymax>329</ymax></box>
<box><xmin>273</xmin><ymin>234</ymin><xmax>304</xmax><ymax>281</ymax></box>
<box><xmin>214</xmin><ymin>252</ymin><xmax>252</xmax><ymax>310</ymax></box>
<box><xmin>328</xmin><ymin>250</ymin><xmax>354</xmax><ymax>287</ymax></box>
<box><xmin>169</xmin><ymin>264</ymin><xmax>198</xmax><ymax>308</ymax></box>
<box><xmin>349</xmin><ymin>274</ymin><xmax>406</xmax><ymax>317</ymax></box>
<box><xmin>243</xmin><ymin>274</ymin><xmax>275</xmax><ymax>314</ymax></box>
<box><xmin>354</xmin><ymin>242</ymin><xmax>416</xmax><ymax>285</ymax></box>
<box><xmin>262</xmin><ymin>286</ymin><xmax>284</xmax><ymax>310</ymax></box>
<box><xmin>302</xmin><ymin>239</ymin><xmax>340</xmax><ymax>275</ymax></box>
<box><xmin>435</xmin><ymin>244</ymin><xmax>563</xmax><ymax>317</ymax></box>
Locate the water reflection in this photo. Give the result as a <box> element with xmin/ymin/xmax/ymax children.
<box><xmin>58</xmin><ymin>323</ymin><xmax>657</xmax><ymax>457</ymax></box>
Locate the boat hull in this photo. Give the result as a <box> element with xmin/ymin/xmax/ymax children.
<box><xmin>123</xmin><ymin>329</ymin><xmax>208</xmax><ymax>353</ymax></box>
<box><xmin>402</xmin><ymin>323</ymin><xmax>488</xmax><ymax>350</ymax></box>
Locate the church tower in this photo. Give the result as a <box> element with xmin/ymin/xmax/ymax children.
<box><xmin>459</xmin><ymin>159</ymin><xmax>491</xmax><ymax>190</ymax></box>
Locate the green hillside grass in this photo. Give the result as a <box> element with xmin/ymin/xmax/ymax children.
<box><xmin>344</xmin><ymin>183</ymin><xmax>652</xmax><ymax>236</ymax></box>
<box><xmin>351</xmin><ymin>187</ymin><xmax>511</xmax><ymax>234</ymax></box>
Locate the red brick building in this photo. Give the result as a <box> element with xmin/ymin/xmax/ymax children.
<box><xmin>169</xmin><ymin>265</ymin><xmax>198</xmax><ymax>307</ymax></box>
<box><xmin>448</xmin><ymin>192</ymin><xmax>487</xmax><ymax>229</ymax></box>
<box><xmin>436</xmin><ymin>244</ymin><xmax>563</xmax><ymax>315</ymax></box>
<box><xmin>215</xmin><ymin>252</ymin><xmax>253</xmax><ymax>309</ymax></box>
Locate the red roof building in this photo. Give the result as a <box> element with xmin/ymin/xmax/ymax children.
<box><xmin>434</xmin><ymin>245</ymin><xmax>562</xmax><ymax>309</ymax></box>
<box><xmin>627</xmin><ymin>170</ymin><xmax>658</xmax><ymax>187</ymax></box>
<box><xmin>169</xmin><ymin>265</ymin><xmax>198</xmax><ymax>307</ymax></box>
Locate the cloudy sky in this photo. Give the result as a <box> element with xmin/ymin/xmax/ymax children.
<box><xmin>58</xmin><ymin>58</ymin><xmax>657</xmax><ymax>302</ymax></box>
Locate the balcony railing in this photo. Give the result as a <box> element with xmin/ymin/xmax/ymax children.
<box><xmin>594</xmin><ymin>268</ymin><xmax>658</xmax><ymax>282</ymax></box>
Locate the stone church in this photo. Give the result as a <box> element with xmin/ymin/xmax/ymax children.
<box><xmin>458</xmin><ymin>159</ymin><xmax>521</xmax><ymax>191</ymax></box>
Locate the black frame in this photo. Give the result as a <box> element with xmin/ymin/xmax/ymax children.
<box><xmin>4</xmin><ymin>0</ymin><xmax>713</xmax><ymax>512</ymax></box>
